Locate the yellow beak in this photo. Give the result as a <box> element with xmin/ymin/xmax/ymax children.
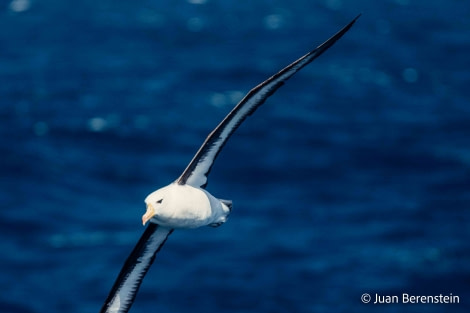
<box><xmin>142</xmin><ymin>203</ymin><xmax>156</xmax><ymax>226</ymax></box>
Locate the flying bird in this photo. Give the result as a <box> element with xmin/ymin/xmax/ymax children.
<box><xmin>100</xmin><ymin>15</ymin><xmax>360</xmax><ymax>313</ymax></box>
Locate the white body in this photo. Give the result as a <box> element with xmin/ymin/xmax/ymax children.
<box><xmin>101</xmin><ymin>17</ymin><xmax>359</xmax><ymax>313</ymax></box>
<box><xmin>144</xmin><ymin>183</ymin><xmax>231</xmax><ymax>229</ymax></box>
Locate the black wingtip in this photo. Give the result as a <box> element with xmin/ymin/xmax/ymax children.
<box><xmin>345</xmin><ymin>13</ymin><xmax>362</xmax><ymax>32</ymax></box>
<box><xmin>310</xmin><ymin>14</ymin><xmax>360</xmax><ymax>60</ymax></box>
<box><xmin>326</xmin><ymin>14</ymin><xmax>361</xmax><ymax>43</ymax></box>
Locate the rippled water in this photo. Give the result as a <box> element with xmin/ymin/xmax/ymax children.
<box><xmin>1</xmin><ymin>1</ymin><xmax>469</xmax><ymax>313</ymax></box>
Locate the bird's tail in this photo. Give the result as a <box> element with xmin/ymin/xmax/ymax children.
<box><xmin>220</xmin><ymin>199</ymin><xmax>232</xmax><ymax>212</ymax></box>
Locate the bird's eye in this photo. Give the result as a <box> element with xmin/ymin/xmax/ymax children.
<box><xmin>157</xmin><ymin>199</ymin><xmax>163</xmax><ymax>204</ymax></box>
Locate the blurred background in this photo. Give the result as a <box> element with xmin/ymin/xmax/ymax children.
<box><xmin>1</xmin><ymin>0</ymin><xmax>469</xmax><ymax>312</ymax></box>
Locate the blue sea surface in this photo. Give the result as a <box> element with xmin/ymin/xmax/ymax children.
<box><xmin>1</xmin><ymin>1</ymin><xmax>469</xmax><ymax>312</ymax></box>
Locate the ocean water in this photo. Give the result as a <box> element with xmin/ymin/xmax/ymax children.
<box><xmin>1</xmin><ymin>1</ymin><xmax>469</xmax><ymax>312</ymax></box>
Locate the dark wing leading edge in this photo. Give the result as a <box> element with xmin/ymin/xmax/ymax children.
<box><xmin>177</xmin><ymin>15</ymin><xmax>360</xmax><ymax>189</ymax></box>
<box><xmin>100</xmin><ymin>224</ymin><xmax>173</xmax><ymax>313</ymax></box>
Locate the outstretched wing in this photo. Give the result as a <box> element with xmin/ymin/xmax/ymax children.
<box><xmin>177</xmin><ymin>15</ymin><xmax>360</xmax><ymax>188</ymax></box>
<box><xmin>100</xmin><ymin>224</ymin><xmax>173</xmax><ymax>313</ymax></box>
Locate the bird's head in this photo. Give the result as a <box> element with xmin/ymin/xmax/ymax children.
<box><xmin>142</xmin><ymin>188</ymin><xmax>166</xmax><ymax>226</ymax></box>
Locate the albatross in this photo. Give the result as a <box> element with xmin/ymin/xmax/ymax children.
<box><xmin>100</xmin><ymin>15</ymin><xmax>360</xmax><ymax>313</ymax></box>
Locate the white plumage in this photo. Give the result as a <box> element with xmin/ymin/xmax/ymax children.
<box><xmin>100</xmin><ymin>15</ymin><xmax>360</xmax><ymax>313</ymax></box>
<box><xmin>143</xmin><ymin>183</ymin><xmax>231</xmax><ymax>229</ymax></box>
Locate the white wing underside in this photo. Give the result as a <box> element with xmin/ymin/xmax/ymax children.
<box><xmin>100</xmin><ymin>225</ymin><xmax>173</xmax><ymax>313</ymax></box>
<box><xmin>177</xmin><ymin>15</ymin><xmax>360</xmax><ymax>189</ymax></box>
